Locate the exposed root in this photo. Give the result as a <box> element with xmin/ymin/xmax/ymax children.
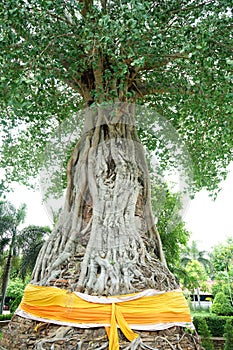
<box><xmin>34</xmin><ymin>326</ymin><xmax>73</xmax><ymax>349</ymax></box>
<box><xmin>154</xmin><ymin>336</ymin><xmax>176</xmax><ymax>349</ymax></box>
<box><xmin>122</xmin><ymin>337</ymin><xmax>143</xmax><ymax>350</ymax></box>
<box><xmin>32</xmin><ymin>336</ymin><xmax>192</xmax><ymax>350</ymax></box>
<box><xmin>139</xmin><ymin>341</ymin><xmax>159</xmax><ymax>350</ymax></box>
<box><xmin>1</xmin><ymin>314</ymin><xmax>204</xmax><ymax>350</ymax></box>
<box><xmin>92</xmin><ymin>343</ymin><xmax>108</xmax><ymax>350</ymax></box>
<box><xmin>31</xmin><ymin>117</ymin><xmax>177</xmax><ymax>295</ymax></box>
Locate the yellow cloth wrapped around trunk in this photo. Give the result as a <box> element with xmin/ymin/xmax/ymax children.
<box><xmin>17</xmin><ymin>284</ymin><xmax>192</xmax><ymax>350</ymax></box>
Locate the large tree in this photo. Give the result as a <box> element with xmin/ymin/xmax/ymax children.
<box><xmin>0</xmin><ymin>0</ymin><xmax>232</xmax><ymax>349</ymax></box>
<box><xmin>0</xmin><ymin>201</ymin><xmax>26</xmax><ymax>314</ymax></box>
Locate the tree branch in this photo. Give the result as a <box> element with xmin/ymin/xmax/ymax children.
<box><xmin>46</xmin><ymin>11</ymin><xmax>73</xmax><ymax>25</ymax></box>
<box><xmin>167</xmin><ymin>0</ymin><xmax>214</xmax><ymax>15</ymax></box>
<box><xmin>79</xmin><ymin>0</ymin><xmax>94</xmax><ymax>17</ymax></box>
<box><xmin>138</xmin><ymin>53</ymin><xmax>190</xmax><ymax>72</ymax></box>
<box><xmin>92</xmin><ymin>45</ymin><xmax>104</xmax><ymax>102</ymax></box>
<box><xmin>132</xmin><ymin>81</ymin><xmax>189</xmax><ymax>98</ymax></box>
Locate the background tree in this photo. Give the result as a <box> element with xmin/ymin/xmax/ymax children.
<box><xmin>18</xmin><ymin>225</ymin><xmax>51</xmax><ymax>281</ymax></box>
<box><xmin>180</xmin><ymin>259</ymin><xmax>208</xmax><ymax>310</ymax></box>
<box><xmin>198</xmin><ymin>318</ymin><xmax>214</xmax><ymax>350</ymax></box>
<box><xmin>0</xmin><ymin>0</ymin><xmax>233</xmax><ymax>348</ymax></box>
<box><xmin>211</xmin><ymin>291</ymin><xmax>233</xmax><ymax>316</ymax></box>
<box><xmin>153</xmin><ymin>185</ymin><xmax>190</xmax><ymax>274</ymax></box>
<box><xmin>4</xmin><ymin>278</ymin><xmax>26</xmax><ymax>314</ymax></box>
<box><xmin>0</xmin><ymin>201</ymin><xmax>26</xmax><ymax>314</ymax></box>
<box><xmin>210</xmin><ymin>238</ymin><xmax>233</xmax><ymax>304</ymax></box>
<box><xmin>181</xmin><ymin>240</ymin><xmax>210</xmax><ymax>273</ymax></box>
<box><xmin>224</xmin><ymin>319</ymin><xmax>233</xmax><ymax>350</ymax></box>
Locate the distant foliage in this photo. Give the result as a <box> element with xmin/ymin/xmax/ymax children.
<box><xmin>0</xmin><ymin>314</ymin><xmax>12</xmax><ymax>321</ymax></box>
<box><xmin>153</xmin><ymin>185</ymin><xmax>190</xmax><ymax>272</ymax></box>
<box><xmin>6</xmin><ymin>278</ymin><xmax>26</xmax><ymax>313</ymax></box>
<box><xmin>210</xmin><ymin>238</ymin><xmax>233</xmax><ymax>305</ymax></box>
<box><xmin>198</xmin><ymin>318</ymin><xmax>214</xmax><ymax>350</ymax></box>
<box><xmin>211</xmin><ymin>292</ymin><xmax>233</xmax><ymax>316</ymax></box>
<box><xmin>193</xmin><ymin>315</ymin><xmax>233</xmax><ymax>338</ymax></box>
<box><xmin>224</xmin><ymin>319</ymin><xmax>233</xmax><ymax>350</ymax></box>
<box><xmin>19</xmin><ymin>225</ymin><xmax>51</xmax><ymax>280</ymax></box>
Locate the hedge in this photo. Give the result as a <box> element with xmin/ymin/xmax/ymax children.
<box><xmin>193</xmin><ymin>315</ymin><xmax>233</xmax><ymax>337</ymax></box>
<box><xmin>0</xmin><ymin>314</ymin><xmax>12</xmax><ymax>321</ymax></box>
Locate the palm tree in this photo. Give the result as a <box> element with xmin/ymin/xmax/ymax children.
<box><xmin>181</xmin><ymin>241</ymin><xmax>210</xmax><ymax>309</ymax></box>
<box><xmin>18</xmin><ymin>225</ymin><xmax>51</xmax><ymax>281</ymax></box>
<box><xmin>0</xmin><ymin>201</ymin><xmax>26</xmax><ymax>314</ymax></box>
<box><xmin>181</xmin><ymin>240</ymin><xmax>210</xmax><ymax>272</ymax></box>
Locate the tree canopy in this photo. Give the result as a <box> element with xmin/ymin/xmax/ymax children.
<box><xmin>0</xmin><ymin>0</ymin><xmax>232</xmax><ymax>194</ymax></box>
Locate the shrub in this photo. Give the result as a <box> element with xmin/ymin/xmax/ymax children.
<box><xmin>193</xmin><ymin>315</ymin><xmax>233</xmax><ymax>337</ymax></box>
<box><xmin>198</xmin><ymin>318</ymin><xmax>214</xmax><ymax>350</ymax></box>
<box><xmin>211</xmin><ymin>292</ymin><xmax>233</xmax><ymax>316</ymax></box>
<box><xmin>9</xmin><ymin>295</ymin><xmax>23</xmax><ymax>313</ymax></box>
<box><xmin>6</xmin><ymin>278</ymin><xmax>25</xmax><ymax>313</ymax></box>
<box><xmin>0</xmin><ymin>314</ymin><xmax>12</xmax><ymax>321</ymax></box>
<box><xmin>6</xmin><ymin>278</ymin><xmax>25</xmax><ymax>300</ymax></box>
<box><xmin>224</xmin><ymin>319</ymin><xmax>233</xmax><ymax>350</ymax></box>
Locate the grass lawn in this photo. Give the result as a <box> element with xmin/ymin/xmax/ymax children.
<box><xmin>191</xmin><ymin>309</ymin><xmax>211</xmax><ymax>317</ymax></box>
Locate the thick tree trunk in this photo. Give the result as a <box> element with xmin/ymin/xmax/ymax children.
<box><xmin>1</xmin><ymin>104</ymin><xmax>203</xmax><ymax>349</ymax></box>
<box><xmin>32</xmin><ymin>104</ymin><xmax>173</xmax><ymax>295</ymax></box>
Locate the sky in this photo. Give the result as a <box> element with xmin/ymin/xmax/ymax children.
<box><xmin>184</xmin><ymin>163</ymin><xmax>233</xmax><ymax>250</ymax></box>
<box><xmin>4</xmin><ymin>162</ymin><xmax>233</xmax><ymax>252</ymax></box>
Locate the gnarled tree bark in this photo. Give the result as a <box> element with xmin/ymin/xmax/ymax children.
<box><xmin>1</xmin><ymin>104</ymin><xmax>203</xmax><ymax>349</ymax></box>
<box><xmin>32</xmin><ymin>104</ymin><xmax>174</xmax><ymax>294</ymax></box>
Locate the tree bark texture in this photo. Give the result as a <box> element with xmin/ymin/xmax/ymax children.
<box><xmin>1</xmin><ymin>104</ymin><xmax>204</xmax><ymax>349</ymax></box>
<box><xmin>32</xmin><ymin>104</ymin><xmax>175</xmax><ymax>295</ymax></box>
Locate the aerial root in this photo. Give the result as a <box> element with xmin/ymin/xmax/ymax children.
<box><xmin>34</xmin><ymin>326</ymin><xmax>73</xmax><ymax>349</ymax></box>
<box><xmin>31</xmin><ymin>332</ymin><xmax>195</xmax><ymax>350</ymax></box>
<box><xmin>120</xmin><ymin>334</ymin><xmax>200</xmax><ymax>350</ymax></box>
<box><xmin>3</xmin><ymin>324</ymin><xmax>202</xmax><ymax>350</ymax></box>
<box><xmin>92</xmin><ymin>343</ymin><xmax>109</xmax><ymax>350</ymax></box>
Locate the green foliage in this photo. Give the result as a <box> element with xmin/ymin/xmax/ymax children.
<box><xmin>0</xmin><ymin>0</ymin><xmax>232</xmax><ymax>194</ymax></box>
<box><xmin>193</xmin><ymin>315</ymin><xmax>233</xmax><ymax>337</ymax></box>
<box><xmin>151</xmin><ymin>184</ymin><xmax>190</xmax><ymax>272</ymax></box>
<box><xmin>6</xmin><ymin>278</ymin><xmax>26</xmax><ymax>313</ymax></box>
<box><xmin>198</xmin><ymin>318</ymin><xmax>214</xmax><ymax>350</ymax></box>
<box><xmin>0</xmin><ymin>200</ymin><xmax>26</xmax><ymax>314</ymax></box>
<box><xmin>180</xmin><ymin>259</ymin><xmax>208</xmax><ymax>293</ymax></box>
<box><xmin>6</xmin><ymin>278</ymin><xmax>25</xmax><ymax>300</ymax></box>
<box><xmin>224</xmin><ymin>319</ymin><xmax>233</xmax><ymax>350</ymax></box>
<box><xmin>9</xmin><ymin>296</ymin><xmax>21</xmax><ymax>314</ymax></box>
<box><xmin>210</xmin><ymin>239</ymin><xmax>233</xmax><ymax>304</ymax></box>
<box><xmin>0</xmin><ymin>201</ymin><xmax>26</xmax><ymax>239</ymax></box>
<box><xmin>211</xmin><ymin>292</ymin><xmax>233</xmax><ymax>316</ymax></box>
<box><xmin>181</xmin><ymin>240</ymin><xmax>210</xmax><ymax>272</ymax></box>
<box><xmin>0</xmin><ymin>314</ymin><xmax>12</xmax><ymax>321</ymax></box>
<box><xmin>211</xmin><ymin>274</ymin><xmax>233</xmax><ymax>299</ymax></box>
<box><xmin>210</xmin><ymin>238</ymin><xmax>233</xmax><ymax>273</ymax></box>
<box><xmin>18</xmin><ymin>225</ymin><xmax>51</xmax><ymax>280</ymax></box>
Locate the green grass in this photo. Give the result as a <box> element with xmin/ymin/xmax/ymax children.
<box><xmin>191</xmin><ymin>309</ymin><xmax>211</xmax><ymax>317</ymax></box>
